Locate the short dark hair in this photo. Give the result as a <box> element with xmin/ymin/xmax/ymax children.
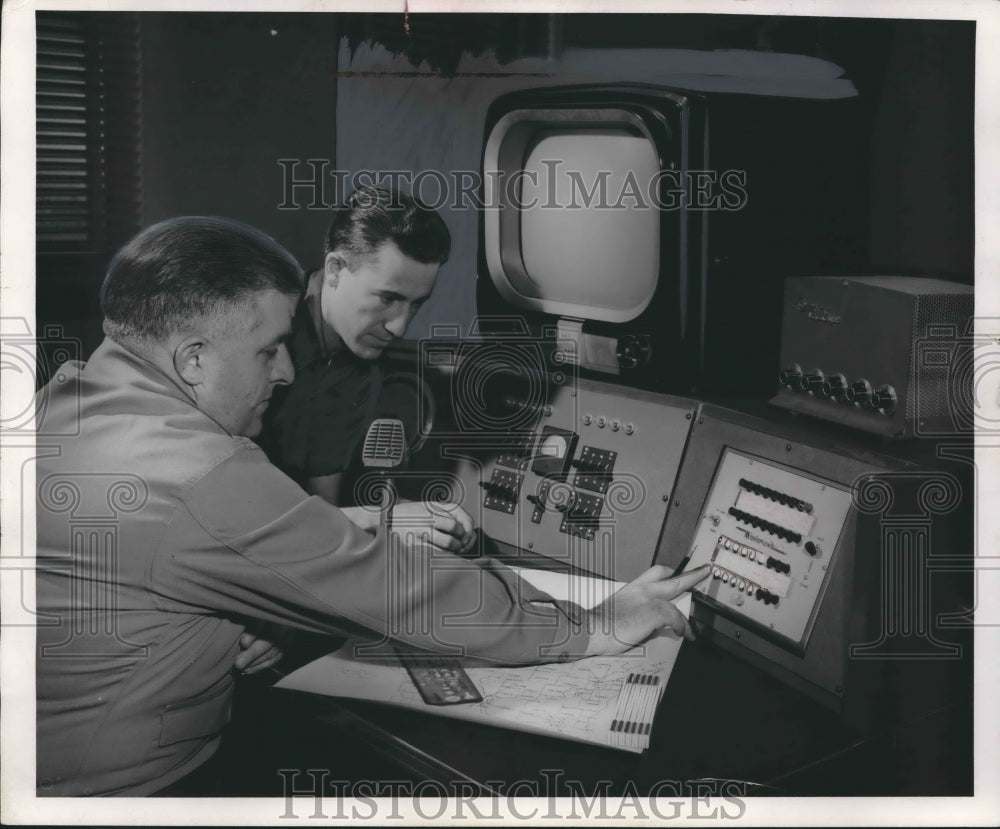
<box><xmin>100</xmin><ymin>216</ymin><xmax>303</xmax><ymax>345</ymax></box>
<box><xmin>325</xmin><ymin>186</ymin><xmax>451</xmax><ymax>266</ymax></box>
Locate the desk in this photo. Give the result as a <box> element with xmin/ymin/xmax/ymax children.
<box><xmin>271</xmin><ymin>634</ymin><xmax>973</xmax><ymax>798</ymax></box>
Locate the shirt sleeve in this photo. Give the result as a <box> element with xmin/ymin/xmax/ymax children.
<box><xmin>154</xmin><ymin>443</ymin><xmax>591</xmax><ymax>665</ymax></box>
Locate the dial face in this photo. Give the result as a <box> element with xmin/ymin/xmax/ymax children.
<box><xmin>530</xmin><ymin>427</ymin><xmax>578</xmax><ymax>480</ymax></box>
<box><xmin>538</xmin><ymin>433</ymin><xmax>569</xmax><ymax>459</ymax></box>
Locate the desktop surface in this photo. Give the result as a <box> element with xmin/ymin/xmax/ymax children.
<box><xmin>271</xmin><ymin>628</ymin><xmax>972</xmax><ymax>798</ymax></box>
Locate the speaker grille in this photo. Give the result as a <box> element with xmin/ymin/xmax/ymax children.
<box><xmin>907</xmin><ymin>293</ymin><xmax>974</xmax><ymax>431</ymax></box>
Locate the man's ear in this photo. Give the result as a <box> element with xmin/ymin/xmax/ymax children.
<box><xmin>173</xmin><ymin>334</ymin><xmax>208</xmax><ymax>389</ymax></box>
<box><xmin>324</xmin><ymin>251</ymin><xmax>348</xmax><ymax>289</ymax></box>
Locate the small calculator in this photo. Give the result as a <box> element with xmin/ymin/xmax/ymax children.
<box><xmin>398</xmin><ymin>654</ymin><xmax>483</xmax><ymax>706</ymax></box>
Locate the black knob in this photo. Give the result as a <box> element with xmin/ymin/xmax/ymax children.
<box><xmin>822</xmin><ymin>374</ymin><xmax>847</xmax><ymax>399</ymax></box>
<box><xmin>526</xmin><ymin>494</ymin><xmax>545</xmax><ymax>510</ymax></box>
<box><xmin>779</xmin><ymin>366</ymin><xmax>802</xmax><ymax>387</ymax></box>
<box><xmin>798</xmin><ymin>371</ymin><xmax>825</xmax><ymax>394</ymax></box>
<box><xmin>617</xmin><ymin>335</ymin><xmax>651</xmax><ymax>370</ymax></box>
<box><xmin>870</xmin><ymin>385</ymin><xmax>897</xmax><ymax>413</ymax></box>
<box><xmin>845</xmin><ymin>380</ymin><xmax>872</xmax><ymax>405</ymax></box>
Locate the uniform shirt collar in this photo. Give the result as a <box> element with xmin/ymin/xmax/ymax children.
<box><xmin>292</xmin><ymin>268</ymin><xmax>363</xmax><ymax>371</ymax></box>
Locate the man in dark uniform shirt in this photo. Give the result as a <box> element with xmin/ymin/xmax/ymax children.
<box><xmin>261</xmin><ymin>186</ymin><xmax>475</xmax><ymax>553</ymax></box>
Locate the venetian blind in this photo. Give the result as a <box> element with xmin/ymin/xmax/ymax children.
<box><xmin>36</xmin><ymin>12</ymin><xmax>141</xmax><ymax>252</ymax></box>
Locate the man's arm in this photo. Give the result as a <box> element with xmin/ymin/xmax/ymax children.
<box><xmin>305</xmin><ymin>472</ymin><xmax>343</xmax><ymax>504</ymax></box>
<box><xmin>306</xmin><ymin>472</ymin><xmax>381</xmax><ymax>532</ymax></box>
<box><xmin>307</xmin><ymin>471</ymin><xmax>476</xmax><ymax>553</ymax></box>
<box><xmin>163</xmin><ymin>445</ymin><xmax>703</xmax><ymax>665</ymax></box>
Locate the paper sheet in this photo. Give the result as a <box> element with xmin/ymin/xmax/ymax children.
<box><xmin>276</xmin><ymin>567</ymin><xmax>691</xmax><ymax>753</ymax></box>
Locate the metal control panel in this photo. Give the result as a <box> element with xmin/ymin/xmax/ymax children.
<box><xmin>454</xmin><ymin>378</ymin><xmax>698</xmax><ymax>581</ymax></box>
<box><xmin>654</xmin><ymin>403</ymin><xmax>929</xmax><ymax>723</ymax></box>
<box><xmin>686</xmin><ymin>449</ymin><xmax>853</xmax><ymax>653</ymax></box>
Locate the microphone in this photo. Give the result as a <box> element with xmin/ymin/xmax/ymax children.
<box><xmin>362</xmin><ymin>417</ymin><xmax>407</xmax><ymax>469</ymax></box>
<box><xmin>361</xmin><ymin>418</ymin><xmax>407</xmax><ymax>528</ymax></box>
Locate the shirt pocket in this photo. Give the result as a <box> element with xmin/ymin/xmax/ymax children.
<box><xmin>158</xmin><ymin>672</ymin><xmax>234</xmax><ymax>747</ymax></box>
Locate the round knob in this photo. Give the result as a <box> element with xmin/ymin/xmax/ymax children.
<box><xmin>617</xmin><ymin>336</ymin><xmax>651</xmax><ymax>370</ymax></box>
<box><xmin>870</xmin><ymin>385</ymin><xmax>897</xmax><ymax>413</ymax></box>
<box><xmin>798</xmin><ymin>371</ymin><xmax>825</xmax><ymax>394</ymax></box>
<box><xmin>779</xmin><ymin>365</ymin><xmax>802</xmax><ymax>387</ymax></box>
<box><xmin>845</xmin><ymin>379</ymin><xmax>872</xmax><ymax>405</ymax></box>
<box><xmin>822</xmin><ymin>374</ymin><xmax>847</xmax><ymax>399</ymax></box>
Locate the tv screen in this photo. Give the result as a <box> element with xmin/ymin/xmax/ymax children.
<box><xmin>518</xmin><ymin>130</ymin><xmax>660</xmax><ymax>320</ymax></box>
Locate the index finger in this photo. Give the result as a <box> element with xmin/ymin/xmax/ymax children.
<box><xmin>659</xmin><ymin>564</ymin><xmax>712</xmax><ymax>600</ymax></box>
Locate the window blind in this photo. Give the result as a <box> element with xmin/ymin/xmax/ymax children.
<box><xmin>36</xmin><ymin>12</ymin><xmax>141</xmax><ymax>253</ymax></box>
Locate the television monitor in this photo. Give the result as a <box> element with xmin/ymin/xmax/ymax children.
<box><xmin>478</xmin><ymin>83</ymin><xmax>865</xmax><ymax>398</ymax></box>
<box><xmin>490</xmin><ymin>129</ymin><xmax>661</xmax><ymax>322</ymax></box>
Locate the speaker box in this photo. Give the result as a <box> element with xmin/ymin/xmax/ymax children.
<box><xmin>771</xmin><ymin>276</ymin><xmax>975</xmax><ymax>439</ymax></box>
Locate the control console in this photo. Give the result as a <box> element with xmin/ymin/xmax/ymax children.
<box><xmin>452</xmin><ymin>377</ymin><xmax>697</xmax><ymax>581</ymax></box>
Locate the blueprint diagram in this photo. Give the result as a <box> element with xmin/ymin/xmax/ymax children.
<box><xmin>276</xmin><ymin>569</ymin><xmax>690</xmax><ymax>752</ymax></box>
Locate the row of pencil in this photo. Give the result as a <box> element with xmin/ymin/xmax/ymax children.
<box><xmin>608</xmin><ymin>671</ymin><xmax>664</xmax><ymax>751</ymax></box>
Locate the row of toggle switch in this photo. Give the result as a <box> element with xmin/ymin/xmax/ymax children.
<box><xmin>712</xmin><ymin>567</ymin><xmax>754</xmax><ymax>592</ymax></box>
<box><xmin>719</xmin><ymin>535</ymin><xmax>767</xmax><ymax>562</ymax></box>
<box><xmin>710</xmin><ymin>567</ymin><xmax>780</xmax><ymax>606</ymax></box>
<box><xmin>738</xmin><ymin>478</ymin><xmax>812</xmax><ymax>514</ymax></box>
<box><xmin>779</xmin><ymin>365</ymin><xmax>897</xmax><ymax>414</ymax></box>
<box><xmin>728</xmin><ymin>506</ymin><xmax>802</xmax><ymax>544</ymax></box>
